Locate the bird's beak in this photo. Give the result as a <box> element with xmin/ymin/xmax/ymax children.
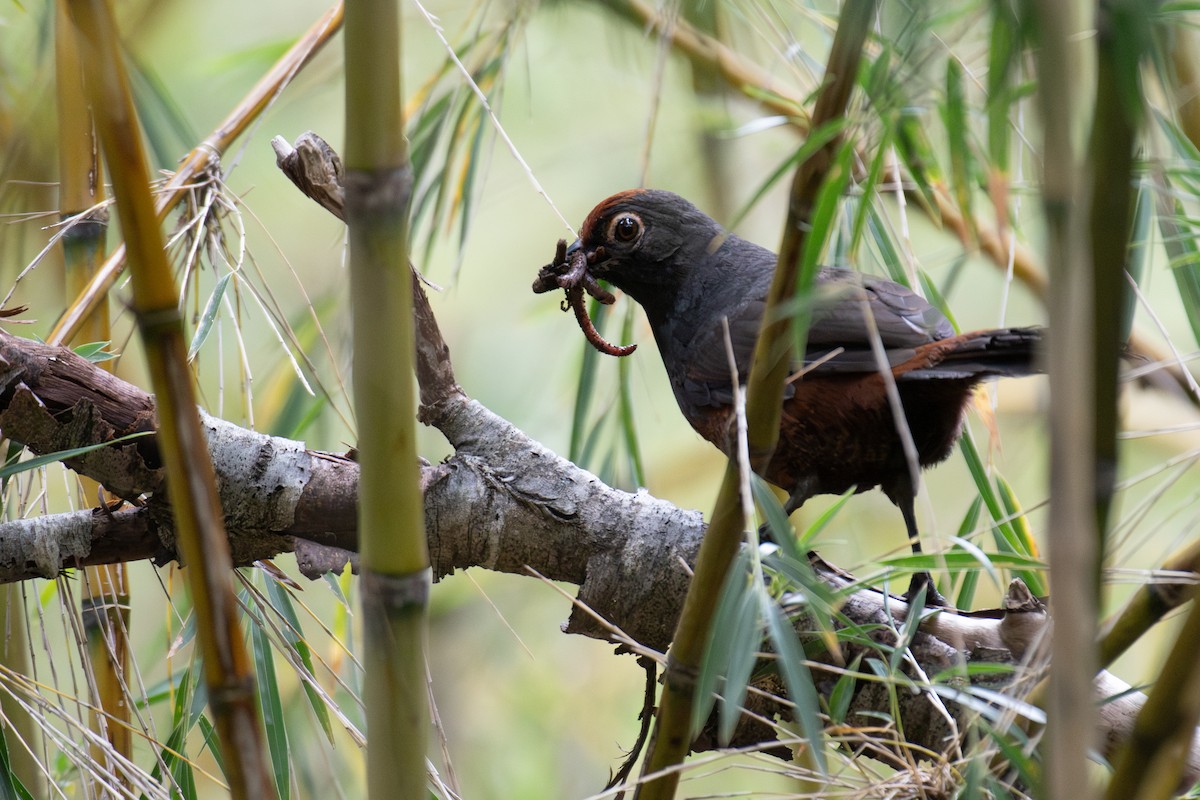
<box><xmin>566</xmin><ymin>237</ymin><xmax>611</xmax><ymax>275</ymax></box>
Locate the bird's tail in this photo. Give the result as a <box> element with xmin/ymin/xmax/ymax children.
<box><xmin>901</xmin><ymin>326</ymin><xmax>1043</xmax><ymax>380</ymax></box>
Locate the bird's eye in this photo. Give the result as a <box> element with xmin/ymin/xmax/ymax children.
<box><xmin>609</xmin><ymin>213</ymin><xmax>643</xmax><ymax>244</ymax></box>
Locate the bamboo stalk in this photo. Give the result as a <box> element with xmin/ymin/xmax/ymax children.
<box><xmin>1027</xmin><ymin>4</ymin><xmax>1099</xmax><ymax>800</ymax></box>
<box><xmin>53</xmin><ymin>2</ymin><xmax>133</xmax><ymax>790</ymax></box>
<box><xmin>61</xmin><ymin>2</ymin><xmax>276</xmax><ymax>798</ymax></box>
<box><xmin>342</xmin><ymin>1</ymin><xmax>429</xmax><ymax>797</ymax></box>
<box><xmin>1103</xmin><ymin>584</ymin><xmax>1200</xmax><ymax>800</ymax></box>
<box><xmin>1100</xmin><ymin>538</ymin><xmax>1200</xmax><ymax>668</ymax></box>
<box><xmin>633</xmin><ymin>4</ymin><xmax>877</xmax><ymax>796</ymax></box>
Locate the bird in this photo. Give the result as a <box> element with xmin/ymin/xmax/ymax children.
<box><xmin>565</xmin><ymin>188</ymin><xmax>1042</xmax><ymax>605</ymax></box>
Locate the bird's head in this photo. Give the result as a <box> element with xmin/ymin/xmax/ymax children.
<box><xmin>567</xmin><ymin>189</ymin><xmax>727</xmax><ymax>307</ymax></box>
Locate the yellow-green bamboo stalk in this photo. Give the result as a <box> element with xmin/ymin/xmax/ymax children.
<box><xmin>49</xmin><ymin>1</ymin><xmax>345</xmax><ymax>347</ymax></box>
<box><xmin>343</xmin><ymin>1</ymin><xmax>429</xmax><ymax>798</ymax></box>
<box><xmin>61</xmin><ymin>2</ymin><xmax>276</xmax><ymax>798</ymax></box>
<box><xmin>1027</xmin><ymin>4</ymin><xmax>1099</xmax><ymax>800</ymax></box>
<box><xmin>54</xmin><ymin>1</ymin><xmax>132</xmax><ymax>785</ymax></box>
<box><xmin>633</xmin><ymin>4</ymin><xmax>877</xmax><ymax>797</ymax></box>
<box><xmin>1100</xmin><ymin>537</ymin><xmax>1200</xmax><ymax>667</ymax></box>
<box><xmin>1103</xmin><ymin>584</ymin><xmax>1200</xmax><ymax>800</ymax></box>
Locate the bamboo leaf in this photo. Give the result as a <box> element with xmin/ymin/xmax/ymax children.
<box><xmin>763</xmin><ymin>598</ymin><xmax>826</xmax><ymax>773</ymax></box>
<box><xmin>263</xmin><ymin>577</ymin><xmax>335</xmax><ymax>744</ymax></box>
<box><xmin>716</xmin><ymin>586</ymin><xmax>761</xmax><ymax>745</ymax></box>
<box><xmin>146</xmin><ymin>665</ymin><xmax>202</xmax><ymax>800</ymax></box>
<box><xmin>878</xmin><ymin>549</ymin><xmax>1045</xmax><ymax>573</ymax></box>
<box><xmin>730</xmin><ymin>118</ymin><xmax>848</xmax><ymax>230</ymax></box>
<box><xmin>0</xmin><ymin>431</ymin><xmax>152</xmax><ymax>481</ymax></box>
<box><xmin>616</xmin><ymin>302</ymin><xmax>646</xmax><ymax>487</ymax></box>
<box><xmin>986</xmin><ymin>3</ymin><xmax>1020</xmax><ymax>172</ymax></box>
<box><xmin>795</xmin><ymin>140</ymin><xmax>856</xmax><ymax>356</ymax></box>
<box><xmin>850</xmin><ymin>124</ymin><xmax>892</xmax><ymax>262</ymax></box>
<box><xmin>71</xmin><ymin>340</ymin><xmax>118</xmax><ymax>363</ymax></box>
<box><xmin>187</xmin><ymin>271</ymin><xmax>234</xmax><ymax>360</ymax></box>
<box><xmin>866</xmin><ymin>203</ymin><xmax>908</xmax><ymax>287</ymax></box>
<box><xmin>568</xmin><ymin>305</ymin><xmax>604</xmax><ymax>464</ymax></box>
<box><xmin>196</xmin><ymin>714</ymin><xmax>227</xmax><ymax>784</ymax></box>
<box><xmin>827</xmin><ymin>654</ymin><xmax>863</xmax><ymax>725</ymax></box>
<box><xmin>943</xmin><ymin>56</ymin><xmax>974</xmax><ymax>235</ymax></box>
<box><xmin>952</xmin><ymin>496</ymin><xmax>984</xmax><ymax>608</ymax></box>
<box><xmin>794</xmin><ymin>487</ymin><xmax>855</xmax><ymax>551</ymax></box>
<box><xmin>751</xmin><ymin>474</ymin><xmax>794</xmax><ymax>553</ymax></box>
<box><xmin>916</xmin><ymin>268</ymin><xmax>961</xmax><ymax>333</ymax></box>
<box><xmin>0</xmin><ymin>730</ymin><xmax>34</xmax><ymax>800</ymax></box>
<box><xmin>694</xmin><ymin>549</ymin><xmax>752</xmax><ymax>738</ymax></box>
<box><xmin>251</xmin><ymin>611</ymin><xmax>291</xmax><ymax>800</ymax></box>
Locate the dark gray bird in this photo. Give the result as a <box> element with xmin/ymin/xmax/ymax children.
<box><xmin>567</xmin><ymin>189</ymin><xmax>1042</xmax><ymax>604</ymax></box>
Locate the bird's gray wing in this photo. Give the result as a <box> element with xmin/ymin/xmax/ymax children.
<box><xmin>676</xmin><ymin>269</ymin><xmax>954</xmax><ymax>407</ymax></box>
<box><xmin>801</xmin><ymin>269</ymin><xmax>952</xmax><ymax>372</ymax></box>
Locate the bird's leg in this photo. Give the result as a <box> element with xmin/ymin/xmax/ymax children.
<box><xmin>895</xmin><ymin>492</ymin><xmax>951</xmax><ymax>608</ymax></box>
<box><xmin>756</xmin><ymin>479</ymin><xmax>818</xmax><ymax>546</ymax></box>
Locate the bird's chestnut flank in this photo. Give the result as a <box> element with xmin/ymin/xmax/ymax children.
<box><xmin>557</xmin><ymin>188</ymin><xmax>1044</xmax><ymax>606</ymax></box>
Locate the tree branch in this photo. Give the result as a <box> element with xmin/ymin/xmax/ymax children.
<box><xmin>0</xmin><ymin>314</ymin><xmax>1194</xmax><ymax>781</ymax></box>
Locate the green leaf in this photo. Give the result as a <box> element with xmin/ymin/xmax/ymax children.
<box><xmin>196</xmin><ymin>713</ymin><xmax>227</xmax><ymax>783</ymax></box>
<box><xmin>716</xmin><ymin>585</ymin><xmax>761</xmax><ymax>745</ymax></box>
<box><xmin>751</xmin><ymin>474</ymin><xmax>794</xmax><ymax>552</ymax></box>
<box><xmin>878</xmin><ymin>548</ymin><xmax>1044</xmax><ymax>572</ymax></box>
<box><xmin>849</xmin><ymin>124</ymin><xmax>893</xmax><ymax>264</ymax></box>
<box><xmin>952</xmin><ymin>496</ymin><xmax>984</xmax><ymax>607</ymax></box>
<box><xmin>795</xmin><ymin>487</ymin><xmax>855</xmax><ymax>551</ymax></box>
<box><xmin>1148</xmin><ymin>149</ymin><xmax>1200</xmax><ymax>349</ymax></box>
<box><xmin>795</xmin><ymin>140</ymin><xmax>855</xmax><ymax>357</ymax></box>
<box><xmin>943</xmin><ymin>56</ymin><xmax>974</xmax><ymax>234</ymax></box>
<box><xmin>0</xmin><ymin>729</ymin><xmax>34</xmax><ymax>800</ymax></box>
<box><xmin>827</xmin><ymin>654</ymin><xmax>862</xmax><ymax>725</ymax></box>
<box><xmin>917</xmin><ymin>268</ymin><xmax>961</xmax><ymax>333</ymax></box>
<box><xmin>0</xmin><ymin>430</ymin><xmax>153</xmax><ymax>481</ymax></box>
<box><xmin>893</xmin><ymin>109</ymin><xmax>944</xmax><ymax>213</ymax></box>
<box><xmin>694</xmin><ymin>549</ymin><xmax>753</xmax><ymax>738</ymax></box>
<box><xmin>71</xmin><ymin>340</ymin><xmax>118</xmax><ymax>363</ymax></box>
<box><xmin>866</xmin><ymin>203</ymin><xmax>908</xmax><ymax>287</ymax></box>
<box><xmin>146</xmin><ymin>664</ymin><xmax>202</xmax><ymax>800</ymax></box>
<box><xmin>730</xmin><ymin>118</ymin><xmax>848</xmax><ymax>230</ymax></box>
<box><xmin>187</xmin><ymin>271</ymin><xmax>234</xmax><ymax>360</ymax></box>
<box><xmin>568</xmin><ymin>298</ymin><xmax>607</xmax><ymax>464</ymax></box>
<box><xmin>986</xmin><ymin>2</ymin><xmax>1021</xmax><ymax>171</ymax></box>
<box><xmin>763</xmin><ymin>598</ymin><xmax>826</xmax><ymax>773</ymax></box>
<box><xmin>251</xmin><ymin>609</ymin><xmax>291</xmax><ymax>800</ymax></box>
<box><xmin>616</xmin><ymin>302</ymin><xmax>646</xmax><ymax>487</ymax></box>
<box><xmin>263</xmin><ymin>576</ymin><xmax>335</xmax><ymax>744</ymax></box>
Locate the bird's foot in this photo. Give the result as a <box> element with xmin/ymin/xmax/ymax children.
<box><xmin>903</xmin><ymin>571</ymin><xmax>952</xmax><ymax>609</ymax></box>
